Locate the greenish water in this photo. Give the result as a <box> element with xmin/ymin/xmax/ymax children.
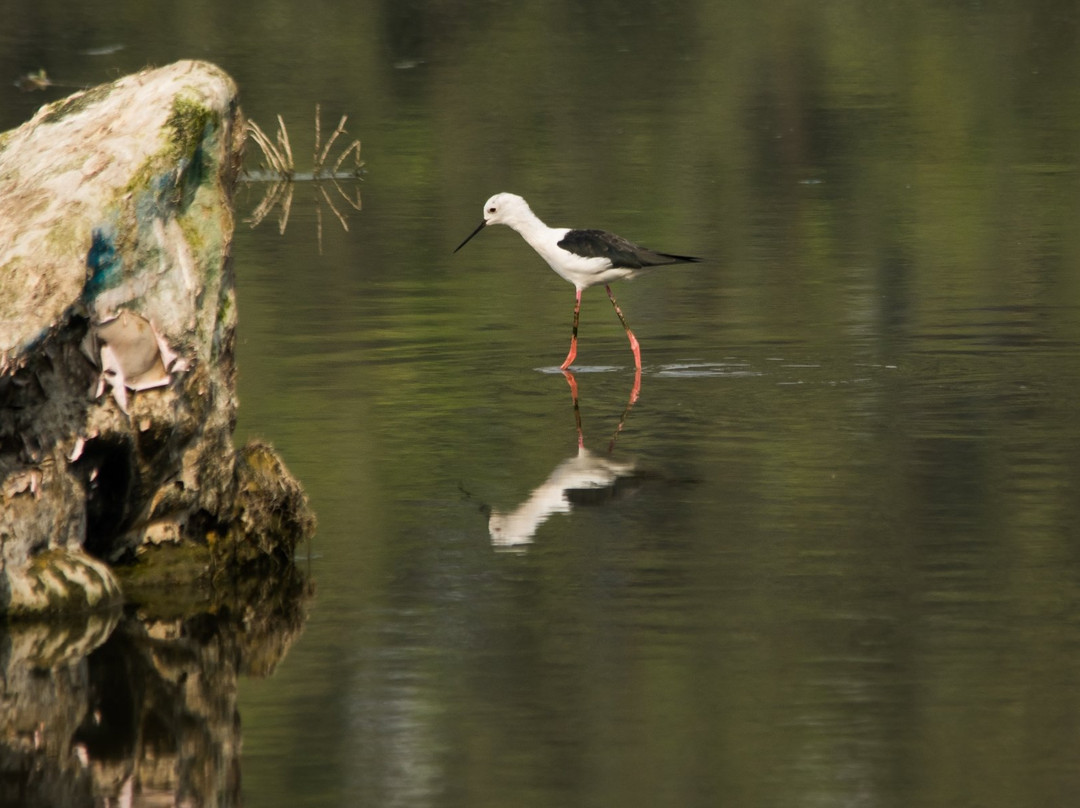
<box><xmin>6</xmin><ymin>0</ymin><xmax>1080</xmax><ymax>805</ymax></box>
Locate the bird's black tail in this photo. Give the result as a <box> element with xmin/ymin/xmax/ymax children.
<box><xmin>655</xmin><ymin>252</ymin><xmax>701</xmax><ymax>264</ymax></box>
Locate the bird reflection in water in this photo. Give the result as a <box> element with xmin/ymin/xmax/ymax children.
<box><xmin>488</xmin><ymin>368</ymin><xmax>643</xmax><ymax>550</ymax></box>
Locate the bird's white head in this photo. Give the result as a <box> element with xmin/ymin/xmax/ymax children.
<box><xmin>480</xmin><ymin>193</ymin><xmax>532</xmax><ymax>228</ymax></box>
<box><xmin>454</xmin><ymin>192</ymin><xmax>536</xmax><ymax>253</ymax></box>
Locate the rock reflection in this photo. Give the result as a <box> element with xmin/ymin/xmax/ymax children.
<box><xmin>488</xmin><ymin>369</ymin><xmax>644</xmax><ymax>549</ymax></box>
<box><xmin>0</xmin><ymin>564</ymin><xmax>310</xmax><ymax>807</ymax></box>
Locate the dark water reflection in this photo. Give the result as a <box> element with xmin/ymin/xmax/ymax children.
<box><xmin>0</xmin><ymin>568</ymin><xmax>310</xmax><ymax>807</ymax></box>
<box><xmin>6</xmin><ymin>0</ymin><xmax>1080</xmax><ymax>805</ymax></box>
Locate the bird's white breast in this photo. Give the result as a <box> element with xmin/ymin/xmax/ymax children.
<box><xmin>529</xmin><ymin>227</ymin><xmax>616</xmax><ymax>287</ymax></box>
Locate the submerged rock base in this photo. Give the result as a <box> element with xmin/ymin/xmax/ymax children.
<box><xmin>0</xmin><ymin>61</ymin><xmax>314</xmax><ymax>615</ymax></box>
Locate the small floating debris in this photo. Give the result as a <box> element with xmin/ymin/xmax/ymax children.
<box><xmin>14</xmin><ymin>68</ymin><xmax>90</xmax><ymax>92</ymax></box>
<box><xmin>80</xmin><ymin>44</ymin><xmax>125</xmax><ymax>56</ymax></box>
<box><xmin>14</xmin><ymin>69</ymin><xmax>52</xmax><ymax>92</ymax></box>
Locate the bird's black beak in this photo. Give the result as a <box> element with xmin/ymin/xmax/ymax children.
<box><xmin>453</xmin><ymin>220</ymin><xmax>486</xmax><ymax>253</ymax></box>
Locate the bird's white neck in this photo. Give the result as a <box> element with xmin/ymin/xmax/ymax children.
<box><xmin>500</xmin><ymin>202</ymin><xmax>547</xmax><ymax>238</ymax></box>
<box><xmin>499</xmin><ymin>205</ymin><xmax>571</xmax><ymax>263</ymax></box>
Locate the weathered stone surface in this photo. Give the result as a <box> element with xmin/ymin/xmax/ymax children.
<box><xmin>0</xmin><ymin>61</ymin><xmax>313</xmax><ymax>614</ymax></box>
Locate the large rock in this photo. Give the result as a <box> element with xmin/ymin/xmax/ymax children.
<box><xmin>0</xmin><ymin>61</ymin><xmax>313</xmax><ymax>615</ymax></box>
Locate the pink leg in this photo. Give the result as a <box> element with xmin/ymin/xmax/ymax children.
<box><xmin>560</xmin><ymin>288</ymin><xmax>582</xmax><ymax>370</ymax></box>
<box><xmin>605</xmin><ymin>285</ymin><xmax>641</xmax><ymax>371</ymax></box>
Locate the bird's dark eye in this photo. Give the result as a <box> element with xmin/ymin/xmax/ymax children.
<box><xmin>488</xmin><ymin>207</ymin><xmax>496</xmax><ymax>213</ymax></box>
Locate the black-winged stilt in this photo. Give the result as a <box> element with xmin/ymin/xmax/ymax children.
<box><xmin>454</xmin><ymin>193</ymin><xmax>699</xmax><ymax>371</ymax></box>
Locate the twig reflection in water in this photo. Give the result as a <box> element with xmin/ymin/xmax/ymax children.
<box><xmin>488</xmin><ymin>369</ymin><xmax>644</xmax><ymax>549</ymax></box>
<box><xmin>244</xmin><ymin>105</ymin><xmax>364</xmax><ymax>253</ymax></box>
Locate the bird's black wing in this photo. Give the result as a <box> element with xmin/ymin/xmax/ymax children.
<box><xmin>558</xmin><ymin>229</ymin><xmax>700</xmax><ymax>269</ymax></box>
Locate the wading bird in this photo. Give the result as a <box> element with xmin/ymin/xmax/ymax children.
<box><xmin>454</xmin><ymin>193</ymin><xmax>699</xmax><ymax>371</ymax></box>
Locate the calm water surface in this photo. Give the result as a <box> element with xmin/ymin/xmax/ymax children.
<box><xmin>5</xmin><ymin>1</ymin><xmax>1080</xmax><ymax>805</ymax></box>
